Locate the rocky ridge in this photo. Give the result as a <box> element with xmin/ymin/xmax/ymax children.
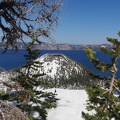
<box><xmin>0</xmin><ymin>42</ymin><xmax>112</xmax><ymax>50</ymax></box>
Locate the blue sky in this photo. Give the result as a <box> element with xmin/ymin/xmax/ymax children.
<box><xmin>52</xmin><ymin>0</ymin><xmax>120</xmax><ymax>45</ymax></box>
<box><xmin>1</xmin><ymin>1</ymin><xmax>120</xmax><ymax>45</ymax></box>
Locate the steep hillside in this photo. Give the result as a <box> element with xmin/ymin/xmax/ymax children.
<box><xmin>0</xmin><ymin>54</ymin><xmax>101</xmax><ymax>90</ymax></box>
<box><xmin>35</xmin><ymin>54</ymin><xmax>96</xmax><ymax>89</ymax></box>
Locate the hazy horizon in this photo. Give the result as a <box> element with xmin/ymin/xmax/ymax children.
<box><xmin>1</xmin><ymin>1</ymin><xmax>120</xmax><ymax>45</ymax></box>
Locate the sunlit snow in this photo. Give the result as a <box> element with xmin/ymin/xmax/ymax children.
<box><xmin>45</xmin><ymin>88</ymin><xmax>88</xmax><ymax>120</ymax></box>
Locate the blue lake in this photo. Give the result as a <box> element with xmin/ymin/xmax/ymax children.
<box><xmin>0</xmin><ymin>50</ymin><xmax>120</xmax><ymax>79</ymax></box>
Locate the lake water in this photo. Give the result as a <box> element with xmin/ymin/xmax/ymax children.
<box><xmin>0</xmin><ymin>50</ymin><xmax>120</xmax><ymax>79</ymax></box>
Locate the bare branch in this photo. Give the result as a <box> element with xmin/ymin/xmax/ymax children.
<box><xmin>113</xmin><ymin>84</ymin><xmax>120</xmax><ymax>93</ymax></box>
<box><xmin>0</xmin><ymin>0</ymin><xmax>62</xmax><ymax>49</ymax></box>
<box><xmin>23</xmin><ymin>2</ymin><xmax>37</xmax><ymax>15</ymax></box>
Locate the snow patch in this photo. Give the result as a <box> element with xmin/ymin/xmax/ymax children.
<box><xmin>44</xmin><ymin>88</ymin><xmax>88</xmax><ymax>120</ymax></box>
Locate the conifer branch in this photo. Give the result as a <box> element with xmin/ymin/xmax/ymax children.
<box><xmin>83</xmin><ymin>34</ymin><xmax>120</xmax><ymax>119</ymax></box>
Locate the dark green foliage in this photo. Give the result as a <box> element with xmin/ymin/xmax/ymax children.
<box><xmin>83</xmin><ymin>86</ymin><xmax>120</xmax><ymax>120</ymax></box>
<box><xmin>0</xmin><ymin>40</ymin><xmax>58</xmax><ymax>120</ymax></box>
<box><xmin>16</xmin><ymin>41</ymin><xmax>58</xmax><ymax>119</ymax></box>
<box><xmin>0</xmin><ymin>1</ymin><xmax>62</xmax><ymax>119</ymax></box>
<box><xmin>82</xmin><ymin>33</ymin><xmax>120</xmax><ymax>120</ymax></box>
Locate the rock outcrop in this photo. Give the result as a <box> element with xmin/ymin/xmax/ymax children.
<box><xmin>0</xmin><ymin>100</ymin><xmax>29</xmax><ymax>120</ymax></box>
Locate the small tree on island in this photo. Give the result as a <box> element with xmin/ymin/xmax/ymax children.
<box><xmin>82</xmin><ymin>32</ymin><xmax>120</xmax><ymax>120</ymax></box>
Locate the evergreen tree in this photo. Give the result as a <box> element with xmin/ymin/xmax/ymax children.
<box><xmin>0</xmin><ymin>1</ymin><xmax>62</xmax><ymax>119</ymax></box>
<box><xmin>82</xmin><ymin>32</ymin><xmax>120</xmax><ymax>120</ymax></box>
<box><xmin>0</xmin><ymin>38</ymin><xmax>58</xmax><ymax>119</ymax></box>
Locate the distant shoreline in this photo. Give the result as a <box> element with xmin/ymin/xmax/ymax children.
<box><xmin>0</xmin><ymin>42</ymin><xmax>112</xmax><ymax>51</ymax></box>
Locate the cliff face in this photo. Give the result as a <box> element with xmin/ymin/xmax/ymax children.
<box><xmin>36</xmin><ymin>43</ymin><xmax>85</xmax><ymax>50</ymax></box>
<box><xmin>35</xmin><ymin>43</ymin><xmax>111</xmax><ymax>50</ymax></box>
<box><xmin>0</xmin><ymin>42</ymin><xmax>111</xmax><ymax>50</ymax></box>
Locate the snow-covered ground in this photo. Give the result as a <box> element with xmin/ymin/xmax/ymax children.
<box><xmin>46</xmin><ymin>89</ymin><xmax>88</xmax><ymax>120</ymax></box>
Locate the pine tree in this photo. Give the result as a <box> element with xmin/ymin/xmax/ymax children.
<box><xmin>0</xmin><ymin>1</ymin><xmax>62</xmax><ymax>119</ymax></box>
<box><xmin>16</xmin><ymin>39</ymin><xmax>58</xmax><ymax>119</ymax></box>
<box><xmin>0</xmin><ymin>38</ymin><xmax>58</xmax><ymax>120</ymax></box>
<box><xmin>82</xmin><ymin>32</ymin><xmax>120</xmax><ymax>120</ymax></box>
